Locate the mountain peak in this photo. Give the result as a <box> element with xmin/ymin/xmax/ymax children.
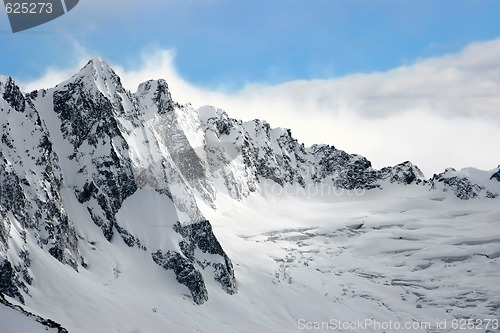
<box><xmin>0</xmin><ymin>74</ymin><xmax>11</xmax><ymax>86</ymax></box>
<box><xmin>84</xmin><ymin>57</ymin><xmax>114</xmax><ymax>74</ymax></box>
<box><xmin>70</xmin><ymin>57</ymin><xmax>124</xmax><ymax>99</ymax></box>
<box><xmin>136</xmin><ymin>78</ymin><xmax>174</xmax><ymax>115</ymax></box>
<box><xmin>0</xmin><ymin>75</ymin><xmax>25</xmax><ymax>113</ymax></box>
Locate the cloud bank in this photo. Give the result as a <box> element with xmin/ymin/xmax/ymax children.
<box><xmin>18</xmin><ymin>39</ymin><xmax>500</xmax><ymax>177</ymax></box>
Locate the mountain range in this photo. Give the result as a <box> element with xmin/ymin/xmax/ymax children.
<box><xmin>1</xmin><ymin>59</ymin><xmax>499</xmax><ymax>332</ymax></box>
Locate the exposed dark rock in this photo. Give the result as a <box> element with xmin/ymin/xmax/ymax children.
<box><xmin>379</xmin><ymin>161</ymin><xmax>424</xmax><ymax>185</ymax></box>
<box><xmin>87</xmin><ymin>207</ymin><xmax>113</xmax><ymax>241</ymax></box>
<box><xmin>152</xmin><ymin>220</ymin><xmax>237</xmax><ymax>304</ymax></box>
<box><xmin>0</xmin><ymin>214</ymin><xmax>8</xmax><ymax>254</ymax></box>
<box><xmin>1</xmin><ymin>77</ymin><xmax>25</xmax><ymax>113</ymax></box>
<box><xmin>490</xmin><ymin>168</ymin><xmax>500</xmax><ymax>182</ymax></box>
<box><xmin>154</xmin><ymin>79</ymin><xmax>175</xmax><ymax>115</ymax></box>
<box><xmin>486</xmin><ymin>191</ymin><xmax>498</xmax><ymax>199</ymax></box>
<box><xmin>0</xmin><ymin>259</ymin><xmax>26</xmax><ymax>304</ymax></box>
<box><xmin>0</xmin><ymin>153</ymin><xmax>27</xmax><ymax>227</ymax></box>
<box><xmin>115</xmin><ymin>223</ymin><xmax>146</xmax><ymax>250</ymax></box>
<box><xmin>17</xmin><ymin>249</ymin><xmax>32</xmax><ymax>285</ymax></box>
<box><xmin>53</xmin><ymin>81</ymin><xmax>119</xmax><ymax>149</ymax></box>
<box><xmin>152</xmin><ymin>250</ymin><xmax>208</xmax><ymax>305</ymax></box>
<box><xmin>77</xmin><ymin>181</ymin><xmax>97</xmax><ymax>203</ymax></box>
<box><xmin>174</xmin><ymin>220</ymin><xmax>237</xmax><ymax>295</ymax></box>
<box><xmin>431</xmin><ymin>172</ymin><xmax>484</xmax><ymax>200</ymax></box>
<box><xmin>0</xmin><ymin>292</ymin><xmax>68</xmax><ymax>332</ymax></box>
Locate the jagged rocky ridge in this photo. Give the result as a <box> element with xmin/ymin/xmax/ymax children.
<box><xmin>0</xmin><ymin>293</ymin><xmax>68</xmax><ymax>332</ymax></box>
<box><xmin>0</xmin><ymin>59</ymin><xmax>499</xmax><ymax>314</ymax></box>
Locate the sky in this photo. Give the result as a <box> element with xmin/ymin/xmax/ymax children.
<box><xmin>1</xmin><ymin>0</ymin><xmax>499</xmax><ymax>177</ymax></box>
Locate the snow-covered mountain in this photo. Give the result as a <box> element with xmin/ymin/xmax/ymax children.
<box><xmin>0</xmin><ymin>59</ymin><xmax>499</xmax><ymax>332</ymax></box>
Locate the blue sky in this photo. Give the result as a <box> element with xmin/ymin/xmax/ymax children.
<box><xmin>1</xmin><ymin>0</ymin><xmax>500</xmax><ymax>175</ymax></box>
<box><xmin>1</xmin><ymin>0</ymin><xmax>499</xmax><ymax>89</ymax></box>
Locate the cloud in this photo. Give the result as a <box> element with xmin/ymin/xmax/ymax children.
<box><xmin>229</xmin><ymin>38</ymin><xmax>500</xmax><ymax>120</ymax></box>
<box><xmin>18</xmin><ymin>39</ymin><xmax>500</xmax><ymax>177</ymax></box>
<box><xmin>20</xmin><ymin>40</ymin><xmax>95</xmax><ymax>92</ymax></box>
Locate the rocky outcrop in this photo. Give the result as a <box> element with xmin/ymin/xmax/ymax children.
<box><xmin>1</xmin><ymin>76</ymin><xmax>25</xmax><ymax>113</ymax></box>
<box><xmin>430</xmin><ymin>169</ymin><xmax>484</xmax><ymax>200</ymax></box>
<box><xmin>152</xmin><ymin>250</ymin><xmax>208</xmax><ymax>305</ymax></box>
<box><xmin>379</xmin><ymin>161</ymin><xmax>425</xmax><ymax>185</ymax></box>
<box><xmin>0</xmin><ymin>258</ymin><xmax>27</xmax><ymax>304</ymax></box>
<box><xmin>152</xmin><ymin>220</ymin><xmax>237</xmax><ymax>305</ymax></box>
<box><xmin>0</xmin><ymin>292</ymin><xmax>68</xmax><ymax>332</ymax></box>
<box><xmin>174</xmin><ymin>221</ymin><xmax>237</xmax><ymax>295</ymax></box>
<box><xmin>490</xmin><ymin>167</ymin><xmax>500</xmax><ymax>182</ymax></box>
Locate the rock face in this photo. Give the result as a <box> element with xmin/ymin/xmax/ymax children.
<box><xmin>0</xmin><ymin>292</ymin><xmax>68</xmax><ymax>332</ymax></box>
<box><xmin>0</xmin><ymin>59</ymin><xmax>498</xmax><ymax>312</ymax></box>
<box><xmin>431</xmin><ymin>170</ymin><xmax>483</xmax><ymax>200</ymax></box>
<box><xmin>0</xmin><ymin>259</ymin><xmax>27</xmax><ymax>304</ymax></box>
<box><xmin>428</xmin><ymin>167</ymin><xmax>500</xmax><ymax>200</ymax></box>
<box><xmin>152</xmin><ymin>250</ymin><xmax>209</xmax><ymax>305</ymax></box>
<box><xmin>152</xmin><ymin>220</ymin><xmax>236</xmax><ymax>305</ymax></box>
<box><xmin>490</xmin><ymin>167</ymin><xmax>500</xmax><ymax>182</ymax></box>
<box><xmin>379</xmin><ymin>161</ymin><xmax>425</xmax><ymax>185</ymax></box>
<box><xmin>174</xmin><ymin>221</ymin><xmax>237</xmax><ymax>295</ymax></box>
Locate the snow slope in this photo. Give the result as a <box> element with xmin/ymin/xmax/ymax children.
<box><xmin>3</xmin><ymin>182</ymin><xmax>499</xmax><ymax>333</ymax></box>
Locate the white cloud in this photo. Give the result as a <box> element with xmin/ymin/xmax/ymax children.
<box><xmin>18</xmin><ymin>39</ymin><xmax>500</xmax><ymax>177</ymax></box>
<box><xmin>20</xmin><ymin>40</ymin><xmax>95</xmax><ymax>92</ymax></box>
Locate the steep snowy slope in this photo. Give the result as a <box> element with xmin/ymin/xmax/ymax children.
<box><xmin>0</xmin><ymin>60</ymin><xmax>499</xmax><ymax>332</ymax></box>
